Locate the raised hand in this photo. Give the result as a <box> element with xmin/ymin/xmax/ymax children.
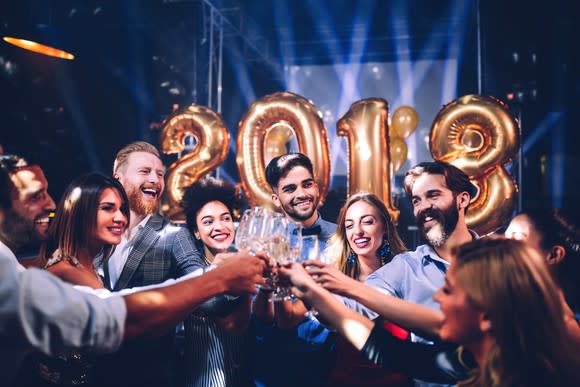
<box><xmin>304</xmin><ymin>260</ymin><xmax>360</xmax><ymax>297</ymax></box>
<box><xmin>215</xmin><ymin>251</ymin><xmax>268</xmax><ymax>294</ymax></box>
<box><xmin>278</xmin><ymin>262</ymin><xmax>318</xmax><ymax>298</ymax></box>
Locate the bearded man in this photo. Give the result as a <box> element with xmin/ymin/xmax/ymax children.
<box><xmin>95</xmin><ymin>141</ymin><xmax>203</xmax><ymax>387</ymax></box>
<box><xmin>345</xmin><ymin>160</ymin><xmax>477</xmax><ymax>387</ymax></box>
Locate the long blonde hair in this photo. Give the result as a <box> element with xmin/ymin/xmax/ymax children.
<box><xmin>329</xmin><ymin>192</ymin><xmax>406</xmax><ymax>279</ymax></box>
<box><xmin>454</xmin><ymin>238</ymin><xmax>580</xmax><ymax>386</ymax></box>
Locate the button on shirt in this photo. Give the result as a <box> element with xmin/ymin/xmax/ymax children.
<box><xmin>106</xmin><ymin>215</ymin><xmax>151</xmax><ymax>289</ymax></box>
<box><xmin>344</xmin><ymin>243</ymin><xmax>449</xmax><ymax>343</ymax></box>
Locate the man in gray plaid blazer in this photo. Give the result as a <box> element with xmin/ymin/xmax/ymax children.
<box><xmin>96</xmin><ymin>141</ymin><xmax>204</xmax><ymax>387</ymax></box>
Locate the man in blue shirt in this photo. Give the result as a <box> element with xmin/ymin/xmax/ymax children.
<box><xmin>250</xmin><ymin>153</ymin><xmax>337</xmax><ymax>386</ymax></box>
<box><xmin>346</xmin><ymin>161</ymin><xmax>477</xmax><ymax>387</ymax></box>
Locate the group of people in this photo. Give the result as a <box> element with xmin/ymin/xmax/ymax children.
<box><xmin>1</xmin><ymin>142</ymin><xmax>579</xmax><ymax>387</ymax></box>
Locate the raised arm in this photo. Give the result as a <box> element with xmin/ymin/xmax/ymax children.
<box><xmin>307</xmin><ymin>261</ymin><xmax>443</xmax><ymax>338</ymax></box>
<box><xmin>279</xmin><ymin>263</ymin><xmax>469</xmax><ymax>384</ymax></box>
<box><xmin>123</xmin><ymin>252</ymin><xmax>265</xmax><ymax>339</ymax></box>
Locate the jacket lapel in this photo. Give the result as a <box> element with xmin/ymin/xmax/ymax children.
<box><xmin>114</xmin><ymin>214</ymin><xmax>164</xmax><ymax>291</ymax></box>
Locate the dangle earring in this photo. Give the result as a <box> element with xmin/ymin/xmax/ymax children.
<box><xmin>347</xmin><ymin>250</ymin><xmax>357</xmax><ymax>265</ymax></box>
<box><xmin>378</xmin><ymin>234</ymin><xmax>391</xmax><ymax>266</ymax></box>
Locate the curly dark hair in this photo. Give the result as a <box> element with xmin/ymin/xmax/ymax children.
<box><xmin>181</xmin><ymin>177</ymin><xmax>246</xmax><ymax>233</ymax></box>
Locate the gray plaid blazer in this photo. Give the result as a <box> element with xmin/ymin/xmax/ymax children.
<box><xmin>104</xmin><ymin>213</ymin><xmax>203</xmax><ymax>291</ymax></box>
<box><xmin>95</xmin><ymin>213</ymin><xmax>204</xmax><ymax>387</ymax></box>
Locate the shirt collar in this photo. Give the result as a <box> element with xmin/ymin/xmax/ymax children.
<box><xmin>419</xmin><ymin>228</ymin><xmax>479</xmax><ymax>267</ymax></box>
<box><xmin>126</xmin><ymin>214</ymin><xmax>151</xmax><ymax>241</ymax></box>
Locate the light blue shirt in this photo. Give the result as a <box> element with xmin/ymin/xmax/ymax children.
<box><xmin>0</xmin><ymin>241</ymin><xmax>127</xmax><ymax>384</ymax></box>
<box><xmin>346</xmin><ymin>244</ymin><xmax>448</xmax><ymax>315</ymax></box>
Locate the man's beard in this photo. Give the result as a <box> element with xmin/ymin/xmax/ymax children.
<box><xmin>0</xmin><ymin>208</ymin><xmax>45</xmax><ymax>253</ymax></box>
<box><xmin>416</xmin><ymin>203</ymin><xmax>459</xmax><ymax>248</ymax></box>
<box><xmin>281</xmin><ymin>195</ymin><xmax>319</xmax><ymax>222</ymax></box>
<box><xmin>126</xmin><ymin>184</ymin><xmax>159</xmax><ymax>216</ymax></box>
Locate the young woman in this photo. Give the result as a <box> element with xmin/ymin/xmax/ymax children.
<box><xmin>181</xmin><ymin>176</ymin><xmax>252</xmax><ymax>387</ymax></box>
<box><xmin>323</xmin><ymin>192</ymin><xmax>411</xmax><ymax>386</ymax></box>
<box><xmin>282</xmin><ymin>238</ymin><xmax>580</xmax><ymax>386</ymax></box>
<box><xmin>505</xmin><ymin>208</ymin><xmax>580</xmax><ymax>316</ymax></box>
<box><xmin>18</xmin><ymin>173</ymin><xmax>129</xmax><ymax>386</ymax></box>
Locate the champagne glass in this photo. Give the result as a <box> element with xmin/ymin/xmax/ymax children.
<box><xmin>296</xmin><ymin>235</ymin><xmax>321</xmax><ymax>317</ymax></box>
<box><xmin>234</xmin><ymin>209</ymin><xmax>251</xmax><ymax>251</ymax></box>
<box><xmin>245</xmin><ymin>206</ymin><xmax>269</xmax><ymax>255</ymax></box>
<box><xmin>266</xmin><ymin>213</ymin><xmax>290</xmax><ymax>265</ymax></box>
<box><xmin>266</xmin><ymin>213</ymin><xmax>291</xmax><ymax>300</ymax></box>
<box><xmin>299</xmin><ymin>235</ymin><xmax>320</xmax><ymax>263</ymax></box>
<box><xmin>288</xmin><ymin>222</ymin><xmax>303</xmax><ymax>263</ymax></box>
<box><xmin>274</xmin><ymin>221</ymin><xmax>303</xmax><ymax>301</ymax></box>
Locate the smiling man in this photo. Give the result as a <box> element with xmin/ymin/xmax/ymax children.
<box><xmin>346</xmin><ymin>160</ymin><xmax>477</xmax><ymax>387</ymax></box>
<box><xmin>0</xmin><ymin>155</ymin><xmax>56</xmax><ymax>258</ymax></box>
<box><xmin>251</xmin><ymin>153</ymin><xmax>338</xmax><ymax>387</ymax></box>
<box><xmin>266</xmin><ymin>152</ymin><xmax>336</xmax><ymax>246</ymax></box>
<box><xmin>97</xmin><ymin>141</ymin><xmax>203</xmax><ymax>387</ymax></box>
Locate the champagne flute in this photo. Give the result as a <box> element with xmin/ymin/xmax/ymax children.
<box><xmin>275</xmin><ymin>221</ymin><xmax>303</xmax><ymax>301</ymax></box>
<box><xmin>245</xmin><ymin>206</ymin><xmax>269</xmax><ymax>255</ymax></box>
<box><xmin>234</xmin><ymin>209</ymin><xmax>251</xmax><ymax>251</ymax></box>
<box><xmin>296</xmin><ymin>235</ymin><xmax>321</xmax><ymax>317</ymax></box>
<box><xmin>266</xmin><ymin>213</ymin><xmax>290</xmax><ymax>300</ymax></box>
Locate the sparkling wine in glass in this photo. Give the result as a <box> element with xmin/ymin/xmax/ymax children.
<box><xmin>234</xmin><ymin>209</ymin><xmax>251</xmax><ymax>251</ymax></box>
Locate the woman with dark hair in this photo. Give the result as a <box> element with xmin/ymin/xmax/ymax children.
<box><xmin>18</xmin><ymin>172</ymin><xmax>129</xmax><ymax>386</ymax></box>
<box><xmin>505</xmin><ymin>208</ymin><xmax>580</xmax><ymax>317</ymax></box>
<box><xmin>181</xmin><ymin>176</ymin><xmax>252</xmax><ymax>387</ymax></box>
<box><xmin>323</xmin><ymin>192</ymin><xmax>411</xmax><ymax>386</ymax></box>
<box><xmin>39</xmin><ymin>173</ymin><xmax>129</xmax><ymax>285</ymax></box>
<box><xmin>282</xmin><ymin>238</ymin><xmax>580</xmax><ymax>386</ymax></box>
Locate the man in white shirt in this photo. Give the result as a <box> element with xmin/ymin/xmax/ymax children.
<box><xmin>0</xmin><ymin>153</ymin><xmax>268</xmax><ymax>385</ymax></box>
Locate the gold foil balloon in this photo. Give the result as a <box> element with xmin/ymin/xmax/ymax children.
<box><xmin>236</xmin><ymin>91</ymin><xmax>331</xmax><ymax>208</ymax></box>
<box><xmin>391</xmin><ymin>105</ymin><xmax>419</xmax><ymax>138</ymax></box>
<box><xmin>159</xmin><ymin>104</ymin><xmax>230</xmax><ymax>221</ymax></box>
<box><xmin>430</xmin><ymin>95</ymin><xmax>520</xmax><ymax>176</ymax></box>
<box><xmin>264</xmin><ymin>123</ymin><xmax>295</xmax><ymax>167</ymax></box>
<box><xmin>337</xmin><ymin>98</ymin><xmax>399</xmax><ymax>222</ymax></box>
<box><xmin>465</xmin><ymin>167</ymin><xmax>518</xmax><ymax>235</ymax></box>
<box><xmin>430</xmin><ymin>94</ymin><xmax>520</xmax><ymax>235</ymax></box>
<box><xmin>390</xmin><ymin>136</ymin><xmax>408</xmax><ymax>174</ymax></box>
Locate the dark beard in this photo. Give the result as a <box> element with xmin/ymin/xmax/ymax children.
<box><xmin>0</xmin><ymin>208</ymin><xmax>43</xmax><ymax>254</ymax></box>
<box><xmin>416</xmin><ymin>203</ymin><xmax>459</xmax><ymax>248</ymax></box>
<box><xmin>281</xmin><ymin>196</ymin><xmax>318</xmax><ymax>222</ymax></box>
<box><xmin>126</xmin><ymin>186</ymin><xmax>159</xmax><ymax>216</ymax></box>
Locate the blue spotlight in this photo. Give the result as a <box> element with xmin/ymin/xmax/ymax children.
<box><xmin>522</xmin><ymin>112</ymin><xmax>563</xmax><ymax>155</ymax></box>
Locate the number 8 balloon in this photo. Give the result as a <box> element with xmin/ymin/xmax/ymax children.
<box><xmin>430</xmin><ymin>95</ymin><xmax>520</xmax><ymax>235</ymax></box>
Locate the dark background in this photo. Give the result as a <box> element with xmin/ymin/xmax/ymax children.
<box><xmin>1</xmin><ymin>0</ymin><xmax>578</xmax><ymax>245</ymax></box>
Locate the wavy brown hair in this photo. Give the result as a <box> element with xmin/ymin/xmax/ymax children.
<box><xmin>329</xmin><ymin>192</ymin><xmax>407</xmax><ymax>279</ymax></box>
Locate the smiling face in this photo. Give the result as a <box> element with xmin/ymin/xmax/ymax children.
<box><xmin>272</xmin><ymin>166</ymin><xmax>320</xmax><ymax>225</ymax></box>
<box><xmin>411</xmin><ymin>173</ymin><xmax>460</xmax><ymax>247</ymax></box>
<box><xmin>7</xmin><ymin>165</ymin><xmax>56</xmax><ymax>245</ymax></box>
<box><xmin>433</xmin><ymin>265</ymin><xmax>484</xmax><ymax>346</ymax></box>
<box><xmin>194</xmin><ymin>200</ymin><xmax>235</xmax><ymax>255</ymax></box>
<box><xmin>344</xmin><ymin>200</ymin><xmax>386</xmax><ymax>261</ymax></box>
<box><xmin>115</xmin><ymin>151</ymin><xmax>165</xmax><ymax>216</ymax></box>
<box><xmin>93</xmin><ymin>188</ymin><xmax>127</xmax><ymax>250</ymax></box>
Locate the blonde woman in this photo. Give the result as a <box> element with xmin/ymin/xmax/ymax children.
<box><xmin>283</xmin><ymin>238</ymin><xmax>580</xmax><ymax>386</ymax></box>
